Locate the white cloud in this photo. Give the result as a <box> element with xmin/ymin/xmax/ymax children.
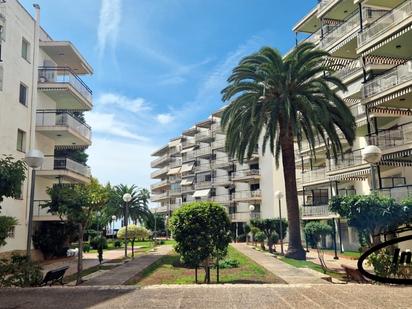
<box><xmin>86</xmin><ymin>112</ymin><xmax>148</xmax><ymax>141</ymax></box>
<box><xmin>96</xmin><ymin>93</ymin><xmax>150</xmax><ymax>114</ymax></box>
<box><xmin>156</xmin><ymin>113</ymin><xmax>175</xmax><ymax>124</ymax></box>
<box><xmin>97</xmin><ymin>0</ymin><xmax>122</xmax><ymax>58</ymax></box>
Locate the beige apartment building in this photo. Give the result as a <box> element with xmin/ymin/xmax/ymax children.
<box><xmin>0</xmin><ymin>0</ymin><xmax>93</xmax><ymax>255</ymax></box>
<box><xmin>293</xmin><ymin>0</ymin><xmax>412</xmax><ymax>250</ymax></box>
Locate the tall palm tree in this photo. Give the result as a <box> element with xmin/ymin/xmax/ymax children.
<box><xmin>221</xmin><ymin>43</ymin><xmax>356</xmax><ymax>260</ymax></box>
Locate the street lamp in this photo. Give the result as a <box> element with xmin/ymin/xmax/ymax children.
<box><xmin>111</xmin><ymin>215</ymin><xmax>117</xmax><ymax>241</ymax></box>
<box><xmin>274</xmin><ymin>190</ymin><xmax>284</xmax><ymax>255</ymax></box>
<box><xmin>248</xmin><ymin>205</ymin><xmax>255</xmax><ymax>243</ymax></box>
<box><xmin>362</xmin><ymin>145</ymin><xmax>382</xmax><ymax>191</ymax></box>
<box><xmin>24</xmin><ymin>149</ymin><xmax>44</xmax><ymax>259</ymax></box>
<box><xmin>123</xmin><ymin>193</ymin><xmax>132</xmax><ymax>258</ymax></box>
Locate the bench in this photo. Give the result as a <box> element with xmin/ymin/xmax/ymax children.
<box><xmin>41</xmin><ymin>266</ymin><xmax>69</xmax><ymax>286</ymax></box>
<box><xmin>341</xmin><ymin>264</ymin><xmax>369</xmax><ymax>283</ymax></box>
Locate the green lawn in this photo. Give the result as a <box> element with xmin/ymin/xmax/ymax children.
<box><xmin>322</xmin><ymin>249</ymin><xmax>361</xmax><ymax>259</ymax></box>
<box><xmin>129</xmin><ymin>245</ymin><xmax>285</xmax><ymax>286</ymax></box>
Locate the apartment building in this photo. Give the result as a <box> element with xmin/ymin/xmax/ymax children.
<box><xmin>0</xmin><ymin>0</ymin><xmax>93</xmax><ymax>255</ymax></box>
<box><xmin>150</xmin><ymin>108</ymin><xmax>288</xmax><ymax>236</ymax></box>
<box><xmin>293</xmin><ymin>0</ymin><xmax>412</xmax><ymax>250</ymax></box>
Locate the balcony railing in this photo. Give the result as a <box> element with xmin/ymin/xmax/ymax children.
<box><xmin>151</xmin><ymin>179</ymin><xmax>169</xmax><ymax>190</ymax></box>
<box><xmin>302</xmin><ymin>168</ymin><xmax>327</xmax><ymax>183</ymax></box>
<box><xmin>169</xmin><ymin>158</ymin><xmax>182</xmax><ymax>169</ymax></box>
<box><xmin>302</xmin><ymin>205</ymin><xmax>337</xmax><ymax>218</ymax></box>
<box><xmin>182</xmin><ymin>140</ymin><xmax>195</xmax><ymax>148</ymax></box>
<box><xmin>358</xmin><ymin>0</ymin><xmax>412</xmax><ymax>47</ymax></box>
<box><xmin>320</xmin><ymin>11</ymin><xmax>360</xmax><ymax>50</ymax></box>
<box><xmin>169</xmin><ymin>188</ymin><xmax>181</xmax><ymax>196</ymax></box>
<box><xmin>234</xmin><ymin>190</ymin><xmax>262</xmax><ymax>200</ymax></box>
<box><xmin>151</xmin><ymin>154</ymin><xmax>169</xmax><ymax>168</ymax></box>
<box><xmin>230</xmin><ymin>212</ymin><xmax>261</xmax><ymax>221</ymax></box>
<box><xmin>213</xmin><ymin>195</ymin><xmax>232</xmax><ymax>204</ymax></box>
<box><xmin>232</xmin><ymin>169</ymin><xmax>260</xmax><ymax>179</ymax></box>
<box><xmin>379</xmin><ymin>184</ymin><xmax>412</xmax><ymax>202</ymax></box>
<box><xmin>211</xmin><ymin>123</ymin><xmax>223</xmax><ymax>133</ymax></box>
<box><xmin>212</xmin><ymin>158</ymin><xmax>231</xmax><ymax>169</ymax></box>
<box><xmin>195</xmin><ymin>164</ymin><xmax>212</xmax><ymax>173</ymax></box>
<box><xmin>33</xmin><ymin>200</ymin><xmax>54</xmax><ymax>218</ymax></box>
<box><xmin>195</xmin><ymin>131</ymin><xmax>212</xmax><ymax>141</ymax></box>
<box><xmin>329</xmin><ymin>149</ymin><xmax>364</xmax><ymax>171</ymax></box>
<box><xmin>195</xmin><ymin>181</ymin><xmax>212</xmax><ymax>190</ymax></box>
<box><xmin>40</xmin><ymin>157</ymin><xmax>91</xmax><ymax>178</ymax></box>
<box><xmin>151</xmin><ymin>192</ymin><xmax>169</xmax><ymax>202</ymax></box>
<box><xmin>182</xmin><ymin>152</ymin><xmax>196</xmax><ymax>162</ymax></box>
<box><xmin>36</xmin><ymin>110</ymin><xmax>91</xmax><ymax>141</ymax></box>
<box><xmin>212</xmin><ymin>139</ymin><xmax>225</xmax><ymax>149</ymax></box>
<box><xmin>350</xmin><ymin>103</ymin><xmax>366</xmax><ymax>120</ymax></box>
<box><xmin>363</xmin><ymin>61</ymin><xmax>412</xmax><ymax>99</ymax></box>
<box><xmin>181</xmin><ymin>185</ymin><xmax>195</xmax><ymax>194</ymax></box>
<box><xmin>334</xmin><ymin>59</ymin><xmax>363</xmax><ymax>81</ymax></box>
<box><xmin>168</xmin><ymin>175</ymin><xmax>181</xmax><ymax>183</ymax></box>
<box><xmin>213</xmin><ymin>175</ymin><xmax>231</xmax><ymax>186</ymax></box>
<box><xmin>196</xmin><ymin>146</ymin><xmax>212</xmax><ymax>157</ymax></box>
<box><xmin>38</xmin><ymin>67</ymin><xmax>92</xmax><ymax>103</ymax></box>
<box><xmin>368</xmin><ymin>122</ymin><xmax>412</xmax><ymax>150</ymax></box>
<box><xmin>151</xmin><ymin>166</ymin><xmax>168</xmax><ymax>178</ymax></box>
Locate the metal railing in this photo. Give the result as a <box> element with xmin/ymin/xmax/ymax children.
<box><xmin>182</xmin><ymin>140</ymin><xmax>195</xmax><ymax>148</ymax></box>
<box><xmin>213</xmin><ymin>175</ymin><xmax>231</xmax><ymax>186</ymax></box>
<box><xmin>182</xmin><ymin>152</ymin><xmax>196</xmax><ymax>162</ymax></box>
<box><xmin>358</xmin><ymin>0</ymin><xmax>412</xmax><ymax>46</ymax></box>
<box><xmin>181</xmin><ymin>185</ymin><xmax>195</xmax><ymax>194</ymax></box>
<box><xmin>169</xmin><ymin>188</ymin><xmax>182</xmax><ymax>195</ymax></box>
<box><xmin>151</xmin><ymin>192</ymin><xmax>169</xmax><ymax>201</ymax></box>
<box><xmin>212</xmin><ymin>139</ymin><xmax>225</xmax><ymax>149</ymax></box>
<box><xmin>195</xmin><ymin>181</ymin><xmax>212</xmax><ymax>190</ymax></box>
<box><xmin>329</xmin><ymin>149</ymin><xmax>364</xmax><ymax>171</ymax></box>
<box><xmin>379</xmin><ymin>184</ymin><xmax>412</xmax><ymax>202</ymax></box>
<box><xmin>36</xmin><ymin>110</ymin><xmax>91</xmax><ymax>140</ymax></box>
<box><xmin>40</xmin><ymin>156</ymin><xmax>91</xmax><ymax>177</ymax></box>
<box><xmin>234</xmin><ymin>190</ymin><xmax>262</xmax><ymax>200</ymax></box>
<box><xmin>33</xmin><ymin>200</ymin><xmax>54</xmax><ymax>217</ymax></box>
<box><xmin>151</xmin><ymin>166</ymin><xmax>168</xmax><ymax>178</ymax></box>
<box><xmin>232</xmin><ymin>169</ymin><xmax>260</xmax><ymax>179</ymax></box>
<box><xmin>320</xmin><ymin>10</ymin><xmax>360</xmax><ymax>49</ymax></box>
<box><xmin>302</xmin><ymin>205</ymin><xmax>337</xmax><ymax>218</ymax></box>
<box><xmin>169</xmin><ymin>158</ymin><xmax>182</xmax><ymax>169</ymax></box>
<box><xmin>151</xmin><ymin>154</ymin><xmax>169</xmax><ymax>168</ymax></box>
<box><xmin>230</xmin><ymin>212</ymin><xmax>261</xmax><ymax>221</ymax></box>
<box><xmin>38</xmin><ymin>67</ymin><xmax>92</xmax><ymax>103</ymax></box>
<box><xmin>350</xmin><ymin>103</ymin><xmax>366</xmax><ymax>120</ymax></box>
<box><xmin>168</xmin><ymin>175</ymin><xmax>181</xmax><ymax>183</ymax></box>
<box><xmin>363</xmin><ymin>61</ymin><xmax>412</xmax><ymax>99</ymax></box>
<box><xmin>151</xmin><ymin>179</ymin><xmax>169</xmax><ymax>190</ymax></box>
<box><xmin>196</xmin><ymin>146</ymin><xmax>212</xmax><ymax>157</ymax></box>
<box><xmin>334</xmin><ymin>59</ymin><xmax>363</xmax><ymax>81</ymax></box>
<box><xmin>367</xmin><ymin>122</ymin><xmax>412</xmax><ymax>150</ymax></box>
<box><xmin>195</xmin><ymin>131</ymin><xmax>212</xmax><ymax>141</ymax></box>
<box><xmin>302</xmin><ymin>168</ymin><xmax>327</xmax><ymax>183</ymax></box>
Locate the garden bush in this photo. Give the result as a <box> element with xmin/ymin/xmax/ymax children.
<box><xmin>303</xmin><ymin>221</ymin><xmax>332</xmax><ymax>248</ymax></box>
<box><xmin>216</xmin><ymin>258</ymin><xmax>240</xmax><ymax>269</ymax></box>
<box><xmin>90</xmin><ymin>235</ymin><xmax>108</xmax><ymax>250</ymax></box>
<box><xmin>0</xmin><ymin>254</ymin><xmax>43</xmax><ymax>287</ymax></box>
<box><xmin>83</xmin><ymin>243</ymin><xmax>91</xmax><ymax>253</ymax></box>
<box><xmin>114</xmin><ymin>240</ymin><xmax>121</xmax><ymax>248</ymax></box>
<box><xmin>255</xmin><ymin>231</ymin><xmax>266</xmax><ymax>250</ymax></box>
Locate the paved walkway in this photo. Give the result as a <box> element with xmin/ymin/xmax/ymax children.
<box><xmin>232</xmin><ymin>243</ymin><xmax>331</xmax><ymax>284</ymax></box>
<box><xmin>1</xmin><ymin>285</ymin><xmax>411</xmax><ymax>308</ymax></box>
<box><xmin>82</xmin><ymin>245</ymin><xmax>173</xmax><ymax>286</ymax></box>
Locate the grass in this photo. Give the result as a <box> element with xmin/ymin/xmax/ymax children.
<box><xmin>277</xmin><ymin>256</ymin><xmax>346</xmax><ymax>281</ymax></box>
<box><xmin>129</xmin><ymin>245</ymin><xmax>285</xmax><ymax>286</ymax></box>
<box><xmin>322</xmin><ymin>249</ymin><xmax>361</xmax><ymax>259</ymax></box>
<box><xmin>85</xmin><ymin>239</ymin><xmax>174</xmax><ymax>254</ymax></box>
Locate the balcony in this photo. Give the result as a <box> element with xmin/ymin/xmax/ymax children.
<box><xmin>169</xmin><ymin>188</ymin><xmax>181</xmax><ymax>197</ymax></box>
<box><xmin>212</xmin><ymin>139</ymin><xmax>225</xmax><ymax>150</ymax></box>
<box><xmin>151</xmin><ymin>192</ymin><xmax>169</xmax><ymax>202</ymax></box>
<box><xmin>350</xmin><ymin>103</ymin><xmax>366</xmax><ymax>121</ymax></box>
<box><xmin>367</xmin><ymin>122</ymin><xmax>412</xmax><ymax>151</ymax></box>
<box><xmin>212</xmin><ymin>158</ymin><xmax>232</xmax><ymax>169</ymax></box>
<box><xmin>33</xmin><ymin>200</ymin><xmax>62</xmax><ymax>221</ymax></box>
<box><xmin>151</xmin><ymin>166</ymin><xmax>168</xmax><ymax>179</ymax></box>
<box><xmin>181</xmin><ymin>185</ymin><xmax>195</xmax><ymax>194</ymax></box>
<box><xmin>195</xmin><ymin>146</ymin><xmax>212</xmax><ymax>158</ymax></box>
<box><xmin>301</xmin><ymin>205</ymin><xmax>338</xmax><ymax>220</ymax></box>
<box><xmin>195</xmin><ymin>164</ymin><xmax>212</xmax><ymax>173</ymax></box>
<box><xmin>37</xmin><ymin>157</ymin><xmax>91</xmax><ymax>183</ymax></box>
<box><xmin>195</xmin><ymin>131</ymin><xmax>213</xmax><ymax>142</ymax></box>
<box><xmin>363</xmin><ymin>61</ymin><xmax>412</xmax><ymax>101</ymax></box>
<box><xmin>211</xmin><ymin>123</ymin><xmax>223</xmax><ymax>133</ymax></box>
<box><xmin>36</xmin><ymin>110</ymin><xmax>91</xmax><ymax>146</ymax></box>
<box><xmin>213</xmin><ymin>195</ymin><xmax>232</xmax><ymax>205</ymax></box>
<box><xmin>213</xmin><ymin>175</ymin><xmax>231</xmax><ymax>186</ymax></box>
<box><xmin>232</xmin><ymin>169</ymin><xmax>260</xmax><ymax>182</ymax></box>
<box><xmin>329</xmin><ymin>149</ymin><xmax>365</xmax><ymax>172</ymax></box>
<box><xmin>182</xmin><ymin>140</ymin><xmax>195</xmax><ymax>149</ymax></box>
<box><xmin>302</xmin><ymin>168</ymin><xmax>327</xmax><ymax>184</ymax></box>
<box><xmin>151</xmin><ymin>179</ymin><xmax>169</xmax><ymax>191</ymax></box>
<box><xmin>169</xmin><ymin>158</ymin><xmax>182</xmax><ymax>169</ymax></box>
<box><xmin>233</xmin><ymin>190</ymin><xmax>262</xmax><ymax>202</ymax></box>
<box><xmin>379</xmin><ymin>184</ymin><xmax>412</xmax><ymax>202</ymax></box>
<box><xmin>182</xmin><ymin>151</ymin><xmax>196</xmax><ymax>162</ymax></box>
<box><xmin>151</xmin><ymin>154</ymin><xmax>170</xmax><ymax>168</ymax></box>
<box><xmin>38</xmin><ymin>67</ymin><xmax>92</xmax><ymax>110</ymax></box>
<box><xmin>195</xmin><ymin>181</ymin><xmax>212</xmax><ymax>190</ymax></box>
<box><xmin>230</xmin><ymin>212</ymin><xmax>261</xmax><ymax>222</ymax></box>
<box><xmin>358</xmin><ymin>0</ymin><xmax>412</xmax><ymax>49</ymax></box>
<box><xmin>334</xmin><ymin>59</ymin><xmax>363</xmax><ymax>82</ymax></box>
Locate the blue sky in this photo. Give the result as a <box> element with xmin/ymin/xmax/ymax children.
<box><xmin>21</xmin><ymin>0</ymin><xmax>315</xmax><ymax>189</ymax></box>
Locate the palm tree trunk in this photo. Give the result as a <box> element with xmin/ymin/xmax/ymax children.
<box><xmin>76</xmin><ymin>223</ymin><xmax>84</xmax><ymax>285</ymax></box>
<box><xmin>279</xmin><ymin>124</ymin><xmax>306</xmax><ymax>260</ymax></box>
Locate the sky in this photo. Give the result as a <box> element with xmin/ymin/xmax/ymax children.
<box><xmin>21</xmin><ymin>0</ymin><xmax>315</xmax><ymax>190</ymax></box>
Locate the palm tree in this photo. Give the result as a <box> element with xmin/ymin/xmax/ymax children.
<box><xmin>221</xmin><ymin>43</ymin><xmax>356</xmax><ymax>260</ymax></box>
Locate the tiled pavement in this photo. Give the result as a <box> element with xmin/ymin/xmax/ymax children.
<box><xmin>1</xmin><ymin>284</ymin><xmax>411</xmax><ymax>308</ymax></box>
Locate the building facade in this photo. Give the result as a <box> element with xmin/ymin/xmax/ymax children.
<box><xmin>293</xmin><ymin>0</ymin><xmax>412</xmax><ymax>250</ymax></box>
<box><xmin>0</xmin><ymin>0</ymin><xmax>93</xmax><ymax>255</ymax></box>
<box><xmin>150</xmin><ymin>108</ymin><xmax>288</xmax><ymax>237</ymax></box>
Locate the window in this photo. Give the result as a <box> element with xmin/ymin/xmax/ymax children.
<box><xmin>19</xmin><ymin>83</ymin><xmax>27</xmax><ymax>105</ymax></box>
<box><xmin>7</xmin><ymin>227</ymin><xmax>15</xmax><ymax>239</ymax></box>
<box><xmin>21</xmin><ymin>38</ymin><xmax>30</xmax><ymax>61</ymax></box>
<box><xmin>16</xmin><ymin>129</ymin><xmax>26</xmax><ymax>152</ymax></box>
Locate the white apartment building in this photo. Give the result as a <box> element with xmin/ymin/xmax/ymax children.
<box><xmin>0</xmin><ymin>0</ymin><xmax>93</xmax><ymax>256</ymax></box>
<box><xmin>293</xmin><ymin>0</ymin><xmax>412</xmax><ymax>250</ymax></box>
<box><xmin>150</xmin><ymin>109</ymin><xmax>288</xmax><ymax>237</ymax></box>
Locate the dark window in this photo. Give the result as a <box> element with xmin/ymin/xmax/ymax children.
<box><xmin>250</xmin><ymin>163</ymin><xmax>259</xmax><ymax>170</ymax></box>
<box><xmin>250</xmin><ymin>183</ymin><xmax>260</xmax><ymax>191</ymax></box>
<box><xmin>19</xmin><ymin>83</ymin><xmax>28</xmax><ymax>105</ymax></box>
<box><xmin>21</xmin><ymin>38</ymin><xmax>30</xmax><ymax>61</ymax></box>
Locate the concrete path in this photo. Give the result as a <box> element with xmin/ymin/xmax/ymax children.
<box><xmin>232</xmin><ymin>243</ymin><xmax>330</xmax><ymax>284</ymax></box>
<box><xmin>82</xmin><ymin>245</ymin><xmax>173</xmax><ymax>286</ymax></box>
<box><xmin>1</xmin><ymin>284</ymin><xmax>411</xmax><ymax>308</ymax></box>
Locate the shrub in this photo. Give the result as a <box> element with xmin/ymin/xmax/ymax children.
<box><xmin>83</xmin><ymin>243</ymin><xmax>91</xmax><ymax>253</ymax></box>
<box><xmin>303</xmin><ymin>221</ymin><xmax>333</xmax><ymax>248</ymax></box>
<box><xmin>255</xmin><ymin>231</ymin><xmax>266</xmax><ymax>250</ymax></box>
<box><xmin>0</xmin><ymin>254</ymin><xmax>43</xmax><ymax>287</ymax></box>
<box><xmin>0</xmin><ymin>216</ymin><xmax>18</xmax><ymax>247</ymax></box>
<box><xmin>90</xmin><ymin>235</ymin><xmax>108</xmax><ymax>250</ymax></box>
<box><xmin>237</xmin><ymin>234</ymin><xmax>246</xmax><ymax>242</ymax></box>
<box><xmin>251</xmin><ymin>219</ymin><xmax>288</xmax><ymax>253</ymax></box>
<box><xmin>117</xmin><ymin>225</ymin><xmax>150</xmax><ymax>258</ymax></box>
<box><xmin>216</xmin><ymin>258</ymin><xmax>240</xmax><ymax>269</ymax></box>
<box><xmin>114</xmin><ymin>240</ymin><xmax>121</xmax><ymax>248</ymax></box>
<box><xmin>269</xmin><ymin>232</ymin><xmax>279</xmax><ymax>245</ymax></box>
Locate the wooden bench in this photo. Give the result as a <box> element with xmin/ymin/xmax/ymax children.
<box><xmin>41</xmin><ymin>266</ymin><xmax>69</xmax><ymax>286</ymax></box>
<box><xmin>341</xmin><ymin>264</ymin><xmax>370</xmax><ymax>283</ymax></box>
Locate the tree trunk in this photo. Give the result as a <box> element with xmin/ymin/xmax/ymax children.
<box><xmin>279</xmin><ymin>123</ymin><xmax>306</xmax><ymax>260</ymax></box>
<box><xmin>132</xmin><ymin>239</ymin><xmax>135</xmax><ymax>258</ymax></box>
<box><xmin>268</xmin><ymin>239</ymin><xmax>274</xmax><ymax>253</ymax></box>
<box><xmin>76</xmin><ymin>223</ymin><xmax>84</xmax><ymax>285</ymax></box>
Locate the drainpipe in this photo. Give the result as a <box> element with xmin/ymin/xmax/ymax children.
<box><xmin>358</xmin><ymin>2</ymin><xmax>364</xmax><ymax>32</ymax></box>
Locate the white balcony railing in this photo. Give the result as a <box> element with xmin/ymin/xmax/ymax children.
<box><xmin>230</xmin><ymin>212</ymin><xmax>261</xmax><ymax>222</ymax></box>
<box><xmin>151</xmin><ymin>179</ymin><xmax>169</xmax><ymax>190</ymax></box>
<box><xmin>232</xmin><ymin>169</ymin><xmax>260</xmax><ymax>179</ymax></box>
<box><xmin>329</xmin><ymin>149</ymin><xmax>364</xmax><ymax>171</ymax></box>
<box><xmin>151</xmin><ymin>154</ymin><xmax>169</xmax><ymax>168</ymax></box>
<box><xmin>363</xmin><ymin>61</ymin><xmax>412</xmax><ymax>99</ymax></box>
<box><xmin>36</xmin><ymin>110</ymin><xmax>91</xmax><ymax>141</ymax></box>
<box><xmin>151</xmin><ymin>166</ymin><xmax>168</xmax><ymax>178</ymax></box>
<box><xmin>151</xmin><ymin>192</ymin><xmax>169</xmax><ymax>202</ymax></box>
<box><xmin>302</xmin><ymin>205</ymin><xmax>337</xmax><ymax>218</ymax></box>
<box><xmin>368</xmin><ymin>122</ymin><xmax>412</xmax><ymax>150</ymax></box>
<box><xmin>358</xmin><ymin>0</ymin><xmax>412</xmax><ymax>47</ymax></box>
<box><xmin>169</xmin><ymin>158</ymin><xmax>182</xmax><ymax>169</ymax></box>
<box><xmin>334</xmin><ymin>59</ymin><xmax>363</xmax><ymax>81</ymax></box>
<box><xmin>196</xmin><ymin>146</ymin><xmax>212</xmax><ymax>157</ymax></box>
<box><xmin>320</xmin><ymin>11</ymin><xmax>359</xmax><ymax>50</ymax></box>
<box><xmin>350</xmin><ymin>103</ymin><xmax>366</xmax><ymax>120</ymax></box>
<box><xmin>302</xmin><ymin>168</ymin><xmax>327</xmax><ymax>183</ymax></box>
<box><xmin>40</xmin><ymin>157</ymin><xmax>91</xmax><ymax>178</ymax></box>
<box><xmin>234</xmin><ymin>190</ymin><xmax>262</xmax><ymax>200</ymax></box>
<box><xmin>195</xmin><ymin>131</ymin><xmax>212</xmax><ymax>141</ymax></box>
<box><xmin>195</xmin><ymin>181</ymin><xmax>212</xmax><ymax>190</ymax></box>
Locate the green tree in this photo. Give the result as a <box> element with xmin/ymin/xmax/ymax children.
<box><xmin>0</xmin><ymin>216</ymin><xmax>18</xmax><ymax>248</ymax></box>
<box><xmin>144</xmin><ymin>212</ymin><xmax>166</xmax><ymax>237</ymax></box>
<box><xmin>117</xmin><ymin>225</ymin><xmax>149</xmax><ymax>258</ymax></box>
<box><xmin>303</xmin><ymin>221</ymin><xmax>332</xmax><ymax>248</ymax></box>
<box><xmin>44</xmin><ymin>178</ymin><xmax>108</xmax><ymax>284</ymax></box>
<box><xmin>251</xmin><ymin>219</ymin><xmax>286</xmax><ymax>253</ymax></box>
<box><xmin>330</xmin><ymin>194</ymin><xmax>409</xmax><ymax>247</ymax></box>
<box><xmin>169</xmin><ymin>201</ymin><xmax>231</xmax><ymax>283</ymax></box>
<box><xmin>255</xmin><ymin>231</ymin><xmax>266</xmax><ymax>250</ymax></box>
<box><xmin>221</xmin><ymin>43</ymin><xmax>356</xmax><ymax>259</ymax></box>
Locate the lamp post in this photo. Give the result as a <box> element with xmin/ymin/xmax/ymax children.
<box><xmin>96</xmin><ymin>211</ymin><xmax>101</xmax><ymax>233</ymax></box>
<box><xmin>274</xmin><ymin>191</ymin><xmax>284</xmax><ymax>255</ymax></box>
<box><xmin>362</xmin><ymin>145</ymin><xmax>382</xmax><ymax>191</ymax></box>
<box><xmin>153</xmin><ymin>209</ymin><xmax>157</xmax><ymax>244</ymax></box>
<box><xmin>122</xmin><ymin>193</ymin><xmax>132</xmax><ymax>258</ymax></box>
<box><xmin>249</xmin><ymin>205</ymin><xmax>255</xmax><ymax>244</ymax></box>
<box><xmin>111</xmin><ymin>215</ymin><xmax>116</xmax><ymax>241</ymax></box>
<box><xmin>24</xmin><ymin>149</ymin><xmax>44</xmax><ymax>259</ymax></box>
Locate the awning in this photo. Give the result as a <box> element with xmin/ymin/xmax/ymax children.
<box><xmin>380</xmin><ymin>149</ymin><xmax>412</xmax><ymax>166</ymax></box>
<box><xmin>181</xmin><ymin>147</ymin><xmax>195</xmax><ymax>154</ymax></box>
<box><xmin>167</xmin><ymin>167</ymin><xmax>181</xmax><ymax>175</ymax></box>
<box><xmin>370</xmin><ymin>107</ymin><xmax>412</xmax><ymax>117</ymax></box>
<box><xmin>181</xmin><ymin>163</ymin><xmax>194</xmax><ymax>173</ymax></box>
<box><xmin>192</xmin><ymin>189</ymin><xmax>210</xmax><ymax>198</ymax></box>
<box><xmin>330</xmin><ymin>168</ymin><xmax>371</xmax><ymax>181</ymax></box>
<box><xmin>181</xmin><ymin>178</ymin><xmax>194</xmax><ymax>186</ymax></box>
<box><xmin>168</xmin><ymin>139</ymin><xmax>181</xmax><ymax>147</ymax></box>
